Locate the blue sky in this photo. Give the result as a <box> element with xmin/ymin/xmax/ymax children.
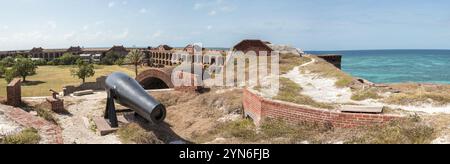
<box><xmin>0</xmin><ymin>0</ymin><xmax>450</xmax><ymax>50</ymax></box>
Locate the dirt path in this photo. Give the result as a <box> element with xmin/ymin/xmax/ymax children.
<box><xmin>57</xmin><ymin>92</ymin><xmax>121</xmax><ymax>144</ymax></box>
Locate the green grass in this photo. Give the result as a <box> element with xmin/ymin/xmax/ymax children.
<box><xmin>0</xmin><ymin>65</ymin><xmax>135</xmax><ymax>97</ymax></box>
<box><xmin>274</xmin><ymin>77</ymin><xmax>335</xmax><ymax>109</ymax></box>
<box><xmin>117</xmin><ymin>123</ymin><xmax>163</xmax><ymax>144</ymax></box>
<box><xmin>0</xmin><ymin>128</ymin><xmax>41</xmax><ymax>144</ymax></box>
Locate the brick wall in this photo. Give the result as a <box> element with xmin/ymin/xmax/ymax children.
<box><xmin>243</xmin><ymin>89</ymin><xmax>401</xmax><ymax>128</ymax></box>
<box><xmin>7</xmin><ymin>78</ymin><xmax>21</xmax><ymax>107</ymax></box>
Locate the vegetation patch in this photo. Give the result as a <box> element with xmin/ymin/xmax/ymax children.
<box><xmin>346</xmin><ymin>116</ymin><xmax>435</xmax><ymax>144</ymax></box>
<box><xmin>217</xmin><ymin>119</ymin><xmax>259</xmax><ymax>141</ymax></box>
<box><xmin>351</xmin><ymin>88</ymin><xmax>382</xmax><ymax>101</ymax></box>
<box><xmin>304</xmin><ymin>56</ymin><xmax>354</xmax><ymax>87</ymax></box>
<box><xmin>274</xmin><ymin>77</ymin><xmax>335</xmax><ymax>109</ymax></box>
<box><xmin>215</xmin><ymin>115</ymin><xmax>435</xmax><ymax>144</ymax></box>
<box><xmin>0</xmin><ymin>128</ymin><xmax>41</xmax><ymax>144</ymax></box>
<box><xmin>279</xmin><ymin>54</ymin><xmax>312</xmax><ymax>74</ymax></box>
<box><xmin>117</xmin><ymin>123</ymin><xmax>163</xmax><ymax>144</ymax></box>
<box><xmin>36</xmin><ymin>108</ymin><xmax>58</xmax><ymax>125</ymax></box>
<box><xmin>385</xmin><ymin>92</ymin><xmax>450</xmax><ymax>106</ymax></box>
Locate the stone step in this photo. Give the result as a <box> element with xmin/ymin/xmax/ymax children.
<box><xmin>341</xmin><ymin>105</ymin><xmax>383</xmax><ymax>114</ymax></box>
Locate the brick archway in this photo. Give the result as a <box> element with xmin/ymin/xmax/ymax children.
<box><xmin>136</xmin><ymin>67</ymin><xmax>174</xmax><ymax>90</ymax></box>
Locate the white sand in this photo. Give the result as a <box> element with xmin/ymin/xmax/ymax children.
<box><xmin>282</xmin><ymin>57</ymin><xmax>353</xmax><ymax>104</ymax></box>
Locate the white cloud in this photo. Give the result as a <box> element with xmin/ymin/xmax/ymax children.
<box><xmin>208</xmin><ymin>10</ymin><xmax>217</xmax><ymax>16</ymax></box>
<box><xmin>139</xmin><ymin>8</ymin><xmax>148</xmax><ymax>14</ymax></box>
<box><xmin>108</xmin><ymin>1</ymin><xmax>116</xmax><ymax>8</ymax></box>
<box><xmin>206</xmin><ymin>25</ymin><xmax>213</xmax><ymax>30</ymax></box>
<box><xmin>1</xmin><ymin>25</ymin><xmax>8</xmax><ymax>30</ymax></box>
<box><xmin>122</xmin><ymin>1</ymin><xmax>128</xmax><ymax>5</ymax></box>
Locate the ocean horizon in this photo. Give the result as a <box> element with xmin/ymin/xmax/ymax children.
<box><xmin>306</xmin><ymin>49</ymin><xmax>450</xmax><ymax>84</ymax></box>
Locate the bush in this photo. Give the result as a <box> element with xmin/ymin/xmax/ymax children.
<box><xmin>33</xmin><ymin>59</ymin><xmax>48</xmax><ymax>66</ymax></box>
<box><xmin>101</xmin><ymin>52</ymin><xmax>124</xmax><ymax>65</ymax></box>
<box><xmin>58</xmin><ymin>53</ymin><xmax>80</xmax><ymax>65</ymax></box>
<box><xmin>1</xmin><ymin>56</ymin><xmax>15</xmax><ymax>67</ymax></box>
<box><xmin>0</xmin><ymin>64</ymin><xmax>6</xmax><ymax>77</ymax></box>
<box><xmin>36</xmin><ymin>108</ymin><xmax>58</xmax><ymax>124</ymax></box>
<box><xmin>0</xmin><ymin>128</ymin><xmax>41</xmax><ymax>144</ymax></box>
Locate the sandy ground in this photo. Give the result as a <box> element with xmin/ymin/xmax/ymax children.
<box><xmin>0</xmin><ymin>107</ymin><xmax>23</xmax><ymax>136</ymax></box>
<box><xmin>56</xmin><ymin>92</ymin><xmax>121</xmax><ymax>144</ymax></box>
<box><xmin>282</xmin><ymin>57</ymin><xmax>353</xmax><ymax>104</ymax></box>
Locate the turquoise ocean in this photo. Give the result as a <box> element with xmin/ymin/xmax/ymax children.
<box><xmin>306</xmin><ymin>50</ymin><xmax>450</xmax><ymax>84</ymax></box>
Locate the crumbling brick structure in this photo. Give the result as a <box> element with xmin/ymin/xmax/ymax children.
<box><xmin>7</xmin><ymin>78</ymin><xmax>22</xmax><ymax>107</ymax></box>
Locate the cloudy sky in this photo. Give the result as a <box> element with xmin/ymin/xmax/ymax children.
<box><xmin>1</xmin><ymin>0</ymin><xmax>450</xmax><ymax>50</ymax></box>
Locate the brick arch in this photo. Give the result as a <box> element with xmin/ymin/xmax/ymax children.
<box><xmin>136</xmin><ymin>67</ymin><xmax>174</xmax><ymax>89</ymax></box>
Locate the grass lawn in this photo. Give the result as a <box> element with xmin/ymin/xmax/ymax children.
<box><xmin>0</xmin><ymin>65</ymin><xmax>136</xmax><ymax>97</ymax></box>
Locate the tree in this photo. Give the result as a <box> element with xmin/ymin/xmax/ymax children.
<box><xmin>5</xmin><ymin>69</ymin><xmax>17</xmax><ymax>83</ymax></box>
<box><xmin>12</xmin><ymin>57</ymin><xmax>37</xmax><ymax>82</ymax></box>
<box><xmin>101</xmin><ymin>52</ymin><xmax>123</xmax><ymax>65</ymax></box>
<box><xmin>126</xmin><ymin>50</ymin><xmax>145</xmax><ymax>77</ymax></box>
<box><xmin>0</xmin><ymin>63</ymin><xmax>6</xmax><ymax>78</ymax></box>
<box><xmin>1</xmin><ymin>56</ymin><xmax>16</xmax><ymax>67</ymax></box>
<box><xmin>71</xmin><ymin>60</ymin><xmax>95</xmax><ymax>83</ymax></box>
<box><xmin>58</xmin><ymin>53</ymin><xmax>80</xmax><ymax>65</ymax></box>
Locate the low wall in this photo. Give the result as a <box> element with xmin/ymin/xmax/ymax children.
<box><xmin>63</xmin><ymin>76</ymin><xmax>107</xmax><ymax>96</ymax></box>
<box><xmin>243</xmin><ymin>89</ymin><xmax>400</xmax><ymax>128</ymax></box>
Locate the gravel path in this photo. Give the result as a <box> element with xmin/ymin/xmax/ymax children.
<box><xmin>57</xmin><ymin>92</ymin><xmax>121</xmax><ymax>144</ymax></box>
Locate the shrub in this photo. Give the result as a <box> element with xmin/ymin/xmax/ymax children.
<box><xmin>58</xmin><ymin>53</ymin><xmax>80</xmax><ymax>65</ymax></box>
<box><xmin>0</xmin><ymin>128</ymin><xmax>41</xmax><ymax>144</ymax></box>
<box><xmin>33</xmin><ymin>59</ymin><xmax>48</xmax><ymax>66</ymax></box>
<box><xmin>36</xmin><ymin>108</ymin><xmax>58</xmax><ymax>124</ymax></box>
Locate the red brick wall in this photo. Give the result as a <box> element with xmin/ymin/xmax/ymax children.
<box><xmin>243</xmin><ymin>89</ymin><xmax>400</xmax><ymax>128</ymax></box>
<box><xmin>7</xmin><ymin>78</ymin><xmax>21</xmax><ymax>107</ymax></box>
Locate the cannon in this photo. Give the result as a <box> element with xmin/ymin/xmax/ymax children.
<box><xmin>104</xmin><ymin>72</ymin><xmax>166</xmax><ymax>127</ymax></box>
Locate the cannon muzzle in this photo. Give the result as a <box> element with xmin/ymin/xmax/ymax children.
<box><xmin>105</xmin><ymin>72</ymin><xmax>166</xmax><ymax>125</ymax></box>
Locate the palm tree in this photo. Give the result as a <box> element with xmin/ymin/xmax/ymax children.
<box><xmin>126</xmin><ymin>50</ymin><xmax>145</xmax><ymax>77</ymax></box>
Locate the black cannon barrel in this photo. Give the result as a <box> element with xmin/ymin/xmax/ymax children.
<box><xmin>105</xmin><ymin>72</ymin><xmax>166</xmax><ymax>124</ymax></box>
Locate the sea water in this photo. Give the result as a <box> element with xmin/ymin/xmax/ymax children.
<box><xmin>306</xmin><ymin>50</ymin><xmax>450</xmax><ymax>84</ymax></box>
